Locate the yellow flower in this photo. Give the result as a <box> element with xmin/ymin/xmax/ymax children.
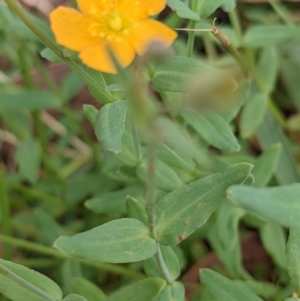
<box><xmin>50</xmin><ymin>0</ymin><xmax>177</xmax><ymax>73</ymax></box>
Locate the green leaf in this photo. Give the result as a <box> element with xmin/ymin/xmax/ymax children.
<box><xmin>167</xmin><ymin>0</ymin><xmax>200</xmax><ymax>21</ymax></box>
<box><xmin>0</xmin><ymin>91</ymin><xmax>61</xmax><ymax>110</ymax></box>
<box><xmin>106</xmin><ymin>278</ymin><xmax>166</xmax><ymax>301</ymax></box>
<box><xmin>257</xmin><ymin>47</ymin><xmax>279</xmax><ymax>96</ymax></box>
<box><xmin>227</xmin><ymin>184</ymin><xmax>300</xmax><ymax>228</ymax></box>
<box><xmin>260</xmin><ymin>222</ymin><xmax>286</xmax><ymax>268</ymax></box>
<box><xmin>16</xmin><ymin>139</ymin><xmax>41</xmax><ymax>184</ymax></box>
<box><xmin>137</xmin><ymin>159</ymin><xmax>184</xmax><ymax>192</ymax></box>
<box><xmin>85</xmin><ymin>186</ymin><xmax>144</xmax><ymax>216</ymax></box>
<box><xmin>244</xmin><ymin>25</ymin><xmax>299</xmax><ymax>48</ymax></box>
<box><xmin>287</xmin><ymin>227</ymin><xmax>300</xmax><ymax>295</ymax></box>
<box><xmin>155</xmin><ymin>163</ymin><xmax>252</xmax><ymax>245</ymax></box>
<box><xmin>54</xmin><ymin>218</ymin><xmax>157</xmax><ymax>263</ymax></box>
<box><xmin>126</xmin><ymin>196</ymin><xmax>148</xmax><ymax>225</ymax></box>
<box><xmin>182</xmin><ymin>109</ymin><xmax>240</xmax><ymax>152</ymax></box>
<box><xmin>83</xmin><ymin>105</ymin><xmax>98</xmax><ymax>125</ymax></box>
<box><xmin>0</xmin><ymin>259</ymin><xmax>62</xmax><ymax>301</ymax></box>
<box><xmin>256</xmin><ymin>110</ymin><xmax>300</xmax><ymax>184</ymax></box>
<box><xmin>200</xmin><ymin>269</ymin><xmax>264</xmax><ymax>301</ymax></box>
<box><xmin>208</xmin><ymin>204</ymin><xmax>243</xmax><ymax>278</ymax></box>
<box><xmin>221</xmin><ymin>79</ymin><xmax>250</xmax><ymax>122</ymax></box>
<box><xmin>72</xmin><ymin>278</ymin><xmax>106</xmax><ymax>301</ymax></box>
<box><xmin>252</xmin><ymin>144</ymin><xmax>281</xmax><ymax>187</ymax></box>
<box><xmin>153</xmin><ymin>282</ymin><xmax>185</xmax><ymax>301</ymax></box>
<box><xmin>40</xmin><ymin>48</ymin><xmax>62</xmax><ymax>63</ymax></box>
<box><xmin>152</xmin><ymin>56</ymin><xmax>210</xmax><ymax>92</ymax></box>
<box><xmin>196</xmin><ymin>0</ymin><xmax>224</xmax><ymax>18</ymax></box>
<box><xmin>34</xmin><ymin>209</ymin><xmax>67</xmax><ymax>246</ymax></box>
<box><xmin>113</xmin><ymin>128</ymin><xmax>141</xmax><ymax>166</ymax></box>
<box><xmin>221</xmin><ymin>0</ymin><xmax>236</xmax><ymax>12</ymax></box>
<box><xmin>94</xmin><ymin>99</ymin><xmax>128</xmax><ymax>153</ymax></box>
<box><xmin>143</xmin><ymin>246</ymin><xmax>181</xmax><ymax>281</ymax></box>
<box><xmin>63</xmin><ymin>294</ymin><xmax>86</xmax><ymax>301</ymax></box>
<box><xmin>83</xmin><ymin>66</ymin><xmax>115</xmax><ymax>105</ymax></box>
<box><xmin>240</xmin><ymin>93</ymin><xmax>268</xmax><ymax>139</ymax></box>
<box><xmin>234</xmin><ymin>280</ymin><xmax>279</xmax><ymax>300</ymax></box>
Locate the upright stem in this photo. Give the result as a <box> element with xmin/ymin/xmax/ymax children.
<box><xmin>145</xmin><ymin>129</ymin><xmax>173</xmax><ymax>284</ymax></box>
<box><xmin>186</xmin><ymin>0</ymin><xmax>197</xmax><ymax>57</ymax></box>
<box><xmin>0</xmin><ymin>168</ymin><xmax>12</xmax><ymax>260</ymax></box>
<box><xmin>146</xmin><ymin>135</ymin><xmax>156</xmax><ymax>239</ymax></box>
<box><xmin>130</xmin><ymin>113</ymin><xmax>142</xmax><ymax>162</ymax></box>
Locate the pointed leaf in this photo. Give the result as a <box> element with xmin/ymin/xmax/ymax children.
<box><xmin>196</xmin><ymin>0</ymin><xmax>224</xmax><ymax>18</ymax></box>
<box><xmin>0</xmin><ymin>259</ymin><xmax>62</xmax><ymax>301</ymax></box>
<box><xmin>16</xmin><ymin>139</ymin><xmax>41</xmax><ymax>184</ymax></box>
<box><xmin>200</xmin><ymin>269</ymin><xmax>263</xmax><ymax>301</ymax></box>
<box><xmin>244</xmin><ymin>25</ymin><xmax>299</xmax><ymax>48</ymax></box>
<box><xmin>106</xmin><ymin>278</ymin><xmax>166</xmax><ymax>301</ymax></box>
<box><xmin>182</xmin><ymin>109</ymin><xmax>240</xmax><ymax>152</ymax></box>
<box><xmin>137</xmin><ymin>159</ymin><xmax>184</xmax><ymax>192</ymax></box>
<box><xmin>167</xmin><ymin>0</ymin><xmax>200</xmax><ymax>21</ymax></box>
<box><xmin>252</xmin><ymin>144</ymin><xmax>281</xmax><ymax>187</ymax></box>
<box><xmin>228</xmin><ymin>184</ymin><xmax>300</xmax><ymax>228</ymax></box>
<box><xmin>95</xmin><ymin>99</ymin><xmax>128</xmax><ymax>153</ymax></box>
<box><xmin>54</xmin><ymin>218</ymin><xmax>157</xmax><ymax>263</ymax></box>
<box><xmin>63</xmin><ymin>294</ymin><xmax>86</xmax><ymax>301</ymax></box>
<box><xmin>72</xmin><ymin>278</ymin><xmax>106</xmax><ymax>301</ymax></box>
<box><xmin>240</xmin><ymin>93</ymin><xmax>268</xmax><ymax>139</ymax></box>
<box><xmin>156</xmin><ymin>163</ymin><xmax>252</xmax><ymax>245</ymax></box>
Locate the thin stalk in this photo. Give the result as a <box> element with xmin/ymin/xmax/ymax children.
<box><xmin>145</xmin><ymin>131</ymin><xmax>173</xmax><ymax>284</ymax></box>
<box><xmin>130</xmin><ymin>113</ymin><xmax>142</xmax><ymax>162</ymax></box>
<box><xmin>58</xmin><ymin>153</ymin><xmax>91</xmax><ymax>179</ymax></box>
<box><xmin>0</xmin><ymin>168</ymin><xmax>12</xmax><ymax>260</ymax></box>
<box><xmin>186</xmin><ymin>0</ymin><xmax>197</xmax><ymax>57</ymax></box>
<box><xmin>202</xmin><ymin>32</ymin><xmax>217</xmax><ymax>62</ymax></box>
<box><xmin>146</xmin><ymin>137</ymin><xmax>156</xmax><ymax>239</ymax></box>
<box><xmin>15</xmin><ymin>259</ymin><xmax>58</xmax><ymax>268</ymax></box>
<box><xmin>155</xmin><ymin>243</ymin><xmax>173</xmax><ymax>283</ymax></box>
<box><xmin>0</xmin><ymin>234</ymin><xmax>144</xmax><ymax>279</ymax></box>
<box><xmin>18</xmin><ymin>45</ymin><xmax>53</xmax><ymax>174</ymax></box>
<box><xmin>11</xmin><ymin>183</ymin><xmax>64</xmax><ymax>208</ymax></box>
<box><xmin>3</xmin><ymin>0</ymin><xmax>114</xmax><ymax>104</ymax></box>
<box><xmin>227</xmin><ymin>9</ymin><xmax>285</xmax><ymax>126</ymax></box>
<box><xmin>228</xmin><ymin>10</ymin><xmax>243</xmax><ymax>43</ymax></box>
<box><xmin>268</xmin><ymin>0</ymin><xmax>294</xmax><ymax>26</ymax></box>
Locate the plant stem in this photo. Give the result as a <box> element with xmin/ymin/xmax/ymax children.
<box><xmin>146</xmin><ymin>137</ymin><xmax>156</xmax><ymax>239</ymax></box>
<box><xmin>58</xmin><ymin>153</ymin><xmax>92</xmax><ymax>179</ymax></box>
<box><xmin>155</xmin><ymin>243</ymin><xmax>173</xmax><ymax>283</ymax></box>
<box><xmin>3</xmin><ymin>0</ymin><xmax>114</xmax><ymax>104</ymax></box>
<box><xmin>202</xmin><ymin>32</ymin><xmax>217</xmax><ymax>62</ymax></box>
<box><xmin>228</xmin><ymin>10</ymin><xmax>243</xmax><ymax>43</ymax></box>
<box><xmin>0</xmin><ymin>168</ymin><xmax>12</xmax><ymax>260</ymax></box>
<box><xmin>186</xmin><ymin>0</ymin><xmax>197</xmax><ymax>57</ymax></box>
<box><xmin>130</xmin><ymin>113</ymin><xmax>142</xmax><ymax>162</ymax></box>
<box><xmin>268</xmin><ymin>0</ymin><xmax>294</xmax><ymax>26</ymax></box>
<box><xmin>0</xmin><ymin>234</ymin><xmax>144</xmax><ymax>279</ymax></box>
<box><xmin>145</xmin><ymin>130</ymin><xmax>173</xmax><ymax>284</ymax></box>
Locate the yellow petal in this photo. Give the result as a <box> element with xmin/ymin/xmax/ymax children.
<box><xmin>138</xmin><ymin>0</ymin><xmax>166</xmax><ymax>16</ymax></box>
<box><xmin>128</xmin><ymin>19</ymin><xmax>177</xmax><ymax>55</ymax></box>
<box><xmin>77</xmin><ymin>0</ymin><xmax>108</xmax><ymax>19</ymax></box>
<box><xmin>50</xmin><ymin>7</ymin><xmax>98</xmax><ymax>52</ymax></box>
<box><xmin>79</xmin><ymin>39</ymin><xmax>135</xmax><ymax>73</ymax></box>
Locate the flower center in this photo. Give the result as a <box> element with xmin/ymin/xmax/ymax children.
<box><xmin>108</xmin><ymin>15</ymin><xmax>123</xmax><ymax>31</ymax></box>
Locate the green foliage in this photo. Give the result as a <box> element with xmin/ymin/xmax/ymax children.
<box><xmin>2</xmin><ymin>0</ymin><xmax>300</xmax><ymax>301</ymax></box>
